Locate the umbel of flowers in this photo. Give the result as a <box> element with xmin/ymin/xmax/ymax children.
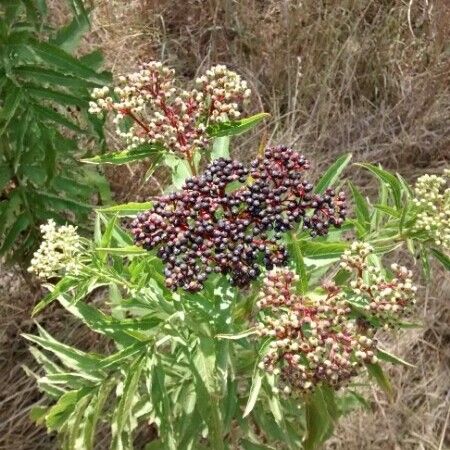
<box><xmin>256</xmin><ymin>242</ymin><xmax>416</xmax><ymax>395</ymax></box>
<box><xmin>89</xmin><ymin>62</ymin><xmax>251</xmax><ymax>162</ymax></box>
<box><xmin>130</xmin><ymin>146</ymin><xmax>347</xmax><ymax>292</ymax></box>
<box><xmin>413</xmin><ymin>169</ymin><xmax>450</xmax><ymax>250</ymax></box>
<box><xmin>28</xmin><ymin>220</ymin><xmax>84</xmax><ymax>279</ymax></box>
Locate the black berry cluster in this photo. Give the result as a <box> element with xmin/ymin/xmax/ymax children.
<box><xmin>131</xmin><ymin>146</ymin><xmax>347</xmax><ymax>291</ymax></box>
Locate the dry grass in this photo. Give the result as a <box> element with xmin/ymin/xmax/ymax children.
<box><xmin>1</xmin><ymin>0</ymin><xmax>449</xmax><ymax>448</ymax></box>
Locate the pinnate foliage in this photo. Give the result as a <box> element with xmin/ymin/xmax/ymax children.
<box><xmin>0</xmin><ymin>0</ymin><xmax>110</xmax><ymax>261</ymax></box>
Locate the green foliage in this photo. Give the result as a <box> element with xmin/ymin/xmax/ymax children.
<box><xmin>21</xmin><ymin>44</ymin><xmax>449</xmax><ymax>449</ymax></box>
<box><xmin>25</xmin><ymin>153</ymin><xmax>449</xmax><ymax>449</ymax></box>
<box><xmin>206</xmin><ymin>112</ymin><xmax>270</xmax><ymax>138</ymax></box>
<box><xmin>0</xmin><ymin>0</ymin><xmax>110</xmax><ymax>261</ymax></box>
<box><xmin>353</xmin><ymin>163</ymin><xmax>449</xmax><ymax>277</ymax></box>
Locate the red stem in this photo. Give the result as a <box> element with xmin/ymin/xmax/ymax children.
<box><xmin>126</xmin><ymin>110</ymin><xmax>151</xmax><ymax>134</ymax></box>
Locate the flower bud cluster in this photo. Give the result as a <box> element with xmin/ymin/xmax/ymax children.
<box><xmin>195</xmin><ymin>65</ymin><xmax>251</xmax><ymax>123</ymax></box>
<box><xmin>28</xmin><ymin>220</ymin><xmax>84</xmax><ymax>280</ymax></box>
<box><xmin>88</xmin><ymin>61</ymin><xmax>251</xmax><ymax>156</ymax></box>
<box><xmin>341</xmin><ymin>243</ymin><xmax>417</xmax><ymax>325</ymax></box>
<box><xmin>256</xmin><ymin>242</ymin><xmax>416</xmax><ymax>395</ymax></box>
<box><xmin>130</xmin><ymin>146</ymin><xmax>347</xmax><ymax>292</ymax></box>
<box><xmin>412</xmin><ymin>170</ymin><xmax>450</xmax><ymax>249</ymax></box>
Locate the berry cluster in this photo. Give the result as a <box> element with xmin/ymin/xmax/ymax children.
<box><xmin>89</xmin><ymin>61</ymin><xmax>251</xmax><ymax>157</ymax></box>
<box><xmin>412</xmin><ymin>170</ymin><xmax>450</xmax><ymax>250</ymax></box>
<box><xmin>248</xmin><ymin>146</ymin><xmax>346</xmax><ymax>237</ymax></box>
<box><xmin>130</xmin><ymin>146</ymin><xmax>347</xmax><ymax>291</ymax></box>
<box><xmin>256</xmin><ymin>242</ymin><xmax>416</xmax><ymax>395</ymax></box>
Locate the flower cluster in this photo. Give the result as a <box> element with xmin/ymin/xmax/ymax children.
<box><xmin>195</xmin><ymin>65</ymin><xmax>251</xmax><ymax>123</ymax></box>
<box><xmin>130</xmin><ymin>146</ymin><xmax>347</xmax><ymax>292</ymax></box>
<box><xmin>340</xmin><ymin>242</ymin><xmax>416</xmax><ymax>325</ymax></box>
<box><xmin>28</xmin><ymin>220</ymin><xmax>84</xmax><ymax>280</ymax></box>
<box><xmin>89</xmin><ymin>61</ymin><xmax>251</xmax><ymax>156</ymax></box>
<box><xmin>412</xmin><ymin>170</ymin><xmax>450</xmax><ymax>250</ymax></box>
<box><xmin>256</xmin><ymin>242</ymin><xmax>416</xmax><ymax>394</ymax></box>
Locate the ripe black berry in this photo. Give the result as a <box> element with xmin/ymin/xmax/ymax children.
<box><xmin>130</xmin><ymin>146</ymin><xmax>347</xmax><ymax>291</ymax></box>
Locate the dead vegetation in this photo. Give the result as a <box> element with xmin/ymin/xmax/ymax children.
<box><xmin>1</xmin><ymin>0</ymin><xmax>449</xmax><ymax>448</ymax></box>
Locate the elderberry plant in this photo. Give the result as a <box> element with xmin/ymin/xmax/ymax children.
<box><xmin>25</xmin><ymin>62</ymin><xmax>449</xmax><ymax>450</ymax></box>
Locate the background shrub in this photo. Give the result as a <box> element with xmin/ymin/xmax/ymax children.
<box><xmin>0</xmin><ymin>0</ymin><xmax>110</xmax><ymax>262</ymax></box>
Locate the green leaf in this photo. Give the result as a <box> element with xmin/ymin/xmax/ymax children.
<box><xmin>299</xmin><ymin>240</ymin><xmax>348</xmax><ymax>260</ymax></box>
<box><xmin>0</xmin><ymin>84</ymin><xmax>21</xmax><ymax>135</ymax></box>
<box><xmin>377</xmin><ymin>349</ymin><xmax>414</xmax><ymax>368</ymax></box>
<box><xmin>207</xmin><ymin>112</ymin><xmax>270</xmax><ymax>137</ymax></box>
<box><xmin>67</xmin><ymin>0</ymin><xmax>90</xmax><ymax>24</ymax></box>
<box><xmin>366</xmin><ymin>363</ymin><xmax>393</xmax><ymax>400</ymax></box>
<box><xmin>194</xmin><ymin>337</ymin><xmax>216</xmax><ymax>393</ymax></box>
<box><xmin>29</xmin><ymin>346</ymin><xmax>63</xmax><ymax>376</ymax></box>
<box><xmin>211</xmin><ymin>136</ymin><xmax>230</xmax><ymax>159</ymax></box>
<box><xmin>0</xmin><ymin>213</ymin><xmax>30</xmax><ymax>255</ymax></box>
<box><xmin>41</xmin><ymin>371</ymin><xmax>102</xmax><ymax>387</ymax></box>
<box><xmin>14</xmin><ymin>65</ymin><xmax>94</xmax><ymax>88</ymax></box>
<box><xmin>56</xmin><ymin>294</ymin><xmax>148</xmax><ymax>346</ymax></box>
<box><xmin>46</xmin><ymin>388</ymin><xmax>91</xmax><ymax>431</ymax></box>
<box><xmin>52</xmin><ymin>175</ymin><xmax>93</xmax><ymax>199</ymax></box>
<box><xmin>163</xmin><ymin>153</ymin><xmax>192</xmax><ymax>189</ymax></box>
<box><xmin>83</xmin><ymin>168</ymin><xmax>112</xmax><ymax>204</ymax></box>
<box><xmin>0</xmin><ymin>165</ymin><xmax>12</xmax><ymax>192</ymax></box>
<box><xmin>28</xmin><ymin>40</ymin><xmax>109</xmax><ymax>85</ymax></box>
<box><xmin>82</xmin><ymin>381</ymin><xmax>113</xmax><ymax>450</ymax></box>
<box><xmin>31</xmin><ymin>103</ymin><xmax>86</xmax><ymax>133</ymax></box>
<box><xmin>51</xmin><ymin>11</ymin><xmax>90</xmax><ymax>52</ymax></box>
<box><xmin>320</xmin><ymin>385</ymin><xmax>340</xmax><ymax>421</ymax></box>
<box><xmin>145</xmin><ymin>440</ymin><xmax>164</xmax><ymax>450</ymax></box>
<box><xmin>97</xmin><ymin>341</ymin><xmax>149</xmax><ymax>371</ymax></box>
<box><xmin>252</xmin><ymin>404</ymin><xmax>286</xmax><ymax>444</ymax></box>
<box><xmin>356</xmin><ymin>163</ymin><xmax>402</xmax><ymax>210</ymax></box>
<box><xmin>26</xmin><ymin>84</ymin><xmax>88</xmax><ymax>107</ymax></box>
<box><xmin>34</xmin><ymin>191</ymin><xmax>91</xmax><ymax>213</ymax></box>
<box><xmin>30</xmin><ymin>406</ymin><xmax>48</xmax><ymax>425</ymax></box>
<box><xmin>97</xmin><ymin>201</ymin><xmax>152</xmax><ymax>217</ymax></box>
<box><xmin>338</xmin><ymin>391</ymin><xmax>370</xmax><ymax>414</ymax></box>
<box><xmin>287</xmin><ymin>232</ymin><xmax>308</xmax><ymax>293</ymax></box>
<box><xmin>79</xmin><ymin>50</ymin><xmax>104</xmax><ymax>71</ymax></box>
<box><xmin>348</xmin><ymin>181</ymin><xmax>371</xmax><ymax>230</ymax></box>
<box><xmin>420</xmin><ymin>247</ymin><xmax>431</xmax><ymax>281</ymax></box>
<box><xmin>243</xmin><ymin>365</ymin><xmax>263</xmax><ymax>418</ymax></box>
<box><xmin>304</xmin><ymin>388</ymin><xmax>332</xmax><ymax>450</ymax></box>
<box><xmin>111</xmin><ymin>355</ymin><xmax>146</xmax><ymax>449</ymax></box>
<box><xmin>430</xmin><ymin>248</ymin><xmax>450</xmax><ymax>271</ymax></box>
<box><xmin>2</xmin><ymin>1</ymin><xmax>22</xmax><ymax>23</ymax></box>
<box><xmin>22</xmin><ymin>325</ymin><xmax>104</xmax><ymax>374</ymax></box>
<box><xmin>151</xmin><ymin>357</ymin><xmax>178</xmax><ymax>450</ymax></box>
<box><xmin>22</xmin><ymin>0</ymin><xmax>42</xmax><ymax>27</ymax></box>
<box><xmin>314</xmin><ymin>153</ymin><xmax>352</xmax><ymax>194</ymax></box>
<box><xmin>99</xmin><ymin>214</ymin><xmax>117</xmax><ymax>253</ymax></box>
<box><xmin>32</xmin><ymin>276</ymin><xmax>79</xmax><ymax>316</ymax></box>
<box><xmin>373</xmin><ymin>204</ymin><xmax>400</xmax><ymax>218</ymax></box>
<box><xmin>82</xmin><ymin>143</ymin><xmax>164</xmax><ymax>165</ymax></box>
<box><xmin>40</xmin><ymin>126</ymin><xmax>56</xmax><ymax>181</ymax></box>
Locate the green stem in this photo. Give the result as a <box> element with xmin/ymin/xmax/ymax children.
<box><xmin>210</xmin><ymin>397</ymin><xmax>225</xmax><ymax>450</ymax></box>
<box><xmin>186</xmin><ymin>150</ymin><xmax>197</xmax><ymax>176</ymax></box>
